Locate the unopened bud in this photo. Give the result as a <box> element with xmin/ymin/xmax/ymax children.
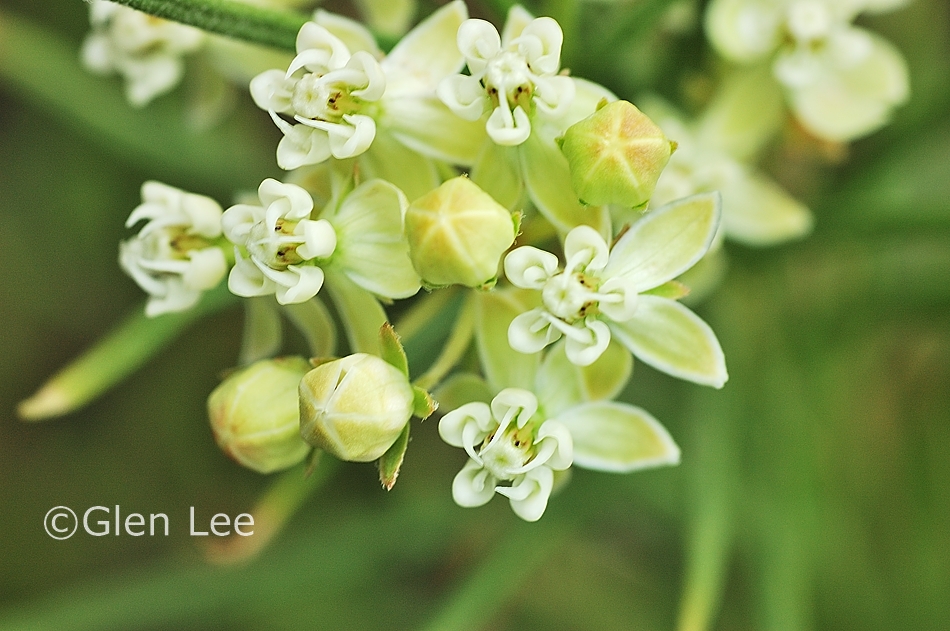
<box><xmin>208</xmin><ymin>357</ymin><xmax>312</xmax><ymax>474</ymax></box>
<box><xmin>299</xmin><ymin>353</ymin><xmax>415</xmax><ymax>462</ymax></box>
<box><xmin>405</xmin><ymin>176</ymin><xmax>519</xmax><ymax>289</ymax></box>
<box><xmin>558</xmin><ymin>100</ymin><xmax>674</xmax><ymax>208</ymax></box>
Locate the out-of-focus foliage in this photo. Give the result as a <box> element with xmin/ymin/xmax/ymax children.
<box><xmin>1</xmin><ymin>0</ymin><xmax>948</xmax><ymax>629</ymax></box>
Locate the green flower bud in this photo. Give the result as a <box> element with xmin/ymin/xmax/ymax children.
<box><xmin>405</xmin><ymin>176</ymin><xmax>519</xmax><ymax>289</ymax></box>
<box><xmin>299</xmin><ymin>353</ymin><xmax>415</xmax><ymax>462</ymax></box>
<box><xmin>558</xmin><ymin>100</ymin><xmax>675</xmax><ymax>208</ymax></box>
<box><xmin>208</xmin><ymin>357</ymin><xmax>312</xmax><ymax>474</ymax></box>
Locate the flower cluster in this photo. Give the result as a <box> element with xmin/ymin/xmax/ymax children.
<box><xmin>54</xmin><ymin>0</ymin><xmax>909</xmax><ymax>525</ymax></box>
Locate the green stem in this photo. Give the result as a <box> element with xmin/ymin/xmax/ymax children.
<box><xmin>203</xmin><ymin>456</ymin><xmax>341</xmax><ymax>564</ymax></box>
<box><xmin>412</xmin><ymin>294</ymin><xmax>475</xmax><ymax>391</ymax></box>
<box><xmin>394</xmin><ymin>287</ymin><xmax>460</xmax><ymax>342</ymax></box>
<box><xmin>106</xmin><ymin>0</ymin><xmax>307</xmax><ymax>52</ymax></box>
<box><xmin>18</xmin><ymin>286</ymin><xmax>236</xmax><ymax>421</ymax></box>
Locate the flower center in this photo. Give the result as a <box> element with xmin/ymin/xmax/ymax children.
<box><xmin>542</xmin><ymin>272</ymin><xmax>598</xmax><ymax>321</ymax></box>
<box><xmin>479</xmin><ymin>425</ymin><xmax>535</xmax><ymax>480</ymax></box>
<box><xmin>292</xmin><ymin>74</ymin><xmax>359</xmax><ymax>122</ymax></box>
<box><xmin>247</xmin><ymin>218</ymin><xmax>306</xmax><ymax>268</ymax></box>
<box><xmin>484</xmin><ymin>51</ymin><xmax>533</xmax><ymax>107</ymax></box>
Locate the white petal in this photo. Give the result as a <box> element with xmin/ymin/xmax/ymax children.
<box><xmin>490</xmin><ymin>388</ymin><xmax>539</xmax><ymax>429</ymax></box>
<box><xmin>228</xmin><ymin>252</ymin><xmax>275</xmax><ymax>298</ymax></box>
<box><xmin>532</xmin><ymin>75</ymin><xmax>575</xmax><ymax>120</ymax></box>
<box><xmin>296</xmin><ymin>218</ymin><xmax>337</xmax><ymax>261</ymax></box>
<box><xmin>504</xmin><ymin>246</ymin><xmax>560</xmax><ymax>289</ymax></box>
<box><xmin>250</xmin><ymin>69</ymin><xmax>294</xmax><ymax>114</ymax></box>
<box><xmin>275</xmin><ymin>124</ymin><xmax>333</xmax><ymax>170</ymax></box>
<box><xmin>704</xmin><ymin>0</ymin><xmax>782</xmax><ymax>63</ymax></box>
<box><xmin>273</xmin><ymin>265</ymin><xmax>326</xmax><ymax>304</ymax></box>
<box><xmin>508</xmin><ymin>309</ymin><xmax>561</xmax><ymax>355</ymax></box>
<box><xmin>486</xmin><ymin>105</ymin><xmax>531</xmax><ymax>146</ymax></box>
<box><xmin>563</xmin><ymin>225</ymin><xmax>609</xmax><ymax>273</ymax></box>
<box><xmin>312</xmin><ymin>9</ymin><xmax>381</xmax><ymax>57</ymax></box>
<box><xmin>534</xmin><ymin>420</ymin><xmax>574</xmax><ymax>470</ymax></box>
<box><xmin>500</xmin><ymin>5</ymin><xmax>535</xmax><ymax>46</ymax></box>
<box><xmin>121</xmin><ymin>54</ymin><xmax>183</xmax><ymax>107</ymax></box>
<box><xmin>258</xmin><ymin>179</ymin><xmax>314</xmax><ymax>220</ymax></box>
<box><xmin>437</xmin><ymin>74</ymin><xmax>489</xmax><ymax>121</ymax></box>
<box><xmin>516</xmin><ymin>17</ymin><xmax>563</xmax><ymax>76</ymax></box>
<box><xmin>439</xmin><ymin>402</ymin><xmax>493</xmax><ymax>448</ymax></box>
<box><xmin>609</xmin><ymin>295</ymin><xmax>728</xmax><ymax>388</ymax></box>
<box><xmin>556</xmin><ymin>401</ymin><xmax>680</xmax><ymax>472</ymax></box>
<box><xmin>221</xmin><ymin>204</ymin><xmax>262</xmax><ymax>245</ymax></box>
<box><xmin>346</xmin><ymin>51</ymin><xmax>386</xmax><ymax>101</ymax></box>
<box><xmin>457</xmin><ymin>19</ymin><xmax>501</xmax><ymax>76</ymax></box>
<box><xmin>182</xmin><ymin>247</ymin><xmax>227</xmax><ymax>290</ymax></box>
<box><xmin>564</xmin><ymin>319</ymin><xmax>611</xmax><ymax>367</ymax></box>
<box><xmin>330</xmin><ymin>114</ymin><xmax>377</xmax><ymax>158</ymax></box>
<box><xmin>452</xmin><ymin>460</ymin><xmax>497</xmax><ymax>507</ymax></box>
<box><xmin>497</xmin><ymin>467</ymin><xmax>553</xmax><ymax>521</ymax></box>
<box><xmin>597</xmin><ymin>275</ymin><xmax>640</xmax><ymax>322</ymax></box>
<box><xmin>295</xmin><ymin>22</ymin><xmax>350</xmax><ymax>69</ymax></box>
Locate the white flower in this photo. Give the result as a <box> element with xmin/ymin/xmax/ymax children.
<box><xmin>504</xmin><ymin>194</ymin><xmax>728</xmax><ymax>387</ymax></box>
<box><xmin>119</xmin><ymin>181</ymin><xmax>227</xmax><ymax>317</ymax></box>
<box><xmin>251</xmin><ymin>2</ymin><xmax>485</xmax><ymax>180</ymax></box>
<box><xmin>222</xmin><ymin>179</ymin><xmax>337</xmax><ymax>305</ymax></box>
<box><xmin>439</xmin><ymin>388</ymin><xmax>573</xmax><ymax>521</ymax></box>
<box><xmin>438</xmin><ymin>10</ymin><xmax>575</xmax><ymax>145</ymax></box>
<box><xmin>704</xmin><ymin>0</ymin><xmax>909</xmax><ymax>141</ymax></box>
<box><xmin>81</xmin><ymin>1</ymin><xmax>204</xmax><ymax>107</ymax></box>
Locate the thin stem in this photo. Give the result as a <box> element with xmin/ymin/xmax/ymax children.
<box><xmin>105</xmin><ymin>0</ymin><xmax>308</xmax><ymax>52</ymax></box>
<box><xmin>413</xmin><ymin>293</ymin><xmax>476</xmax><ymax>391</ymax></box>
<box><xmin>394</xmin><ymin>286</ymin><xmax>460</xmax><ymax>342</ymax></box>
<box><xmin>204</xmin><ymin>456</ymin><xmax>341</xmax><ymax>564</ymax></box>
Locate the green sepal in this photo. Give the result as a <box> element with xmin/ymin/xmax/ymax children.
<box><xmin>412</xmin><ymin>386</ymin><xmax>438</xmax><ymax>419</ymax></box>
<box><xmin>379</xmin><ymin>323</ymin><xmax>409</xmax><ymax>377</ymax></box>
<box><xmin>642</xmin><ymin>280</ymin><xmax>691</xmax><ymax>301</ymax></box>
<box><xmin>377</xmin><ymin>422</ymin><xmax>410</xmax><ymax>491</ymax></box>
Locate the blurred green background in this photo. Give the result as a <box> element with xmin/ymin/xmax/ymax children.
<box><xmin>1</xmin><ymin>0</ymin><xmax>949</xmax><ymax>629</ymax></box>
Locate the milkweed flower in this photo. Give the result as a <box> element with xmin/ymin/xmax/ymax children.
<box><xmin>704</xmin><ymin>0</ymin><xmax>910</xmax><ymax>141</ymax></box>
<box><xmin>250</xmin><ymin>2</ymin><xmax>485</xmax><ymax>181</ymax></box>
<box><xmin>504</xmin><ymin>193</ymin><xmax>728</xmax><ymax>387</ymax></box>
<box><xmin>81</xmin><ymin>0</ymin><xmax>204</xmax><ymax>107</ymax></box>
<box><xmin>439</xmin><ymin>388</ymin><xmax>573</xmax><ymax>521</ymax></box>
<box><xmin>120</xmin><ymin>181</ymin><xmax>228</xmax><ymax>317</ymax></box>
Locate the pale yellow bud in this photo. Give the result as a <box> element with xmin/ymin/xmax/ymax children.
<box><xmin>208</xmin><ymin>357</ymin><xmax>312</xmax><ymax>474</ymax></box>
<box><xmin>558</xmin><ymin>100</ymin><xmax>674</xmax><ymax>208</ymax></box>
<box><xmin>405</xmin><ymin>176</ymin><xmax>519</xmax><ymax>289</ymax></box>
<box><xmin>298</xmin><ymin>353</ymin><xmax>415</xmax><ymax>462</ymax></box>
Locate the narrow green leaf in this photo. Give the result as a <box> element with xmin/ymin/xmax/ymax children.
<box><xmin>377</xmin><ymin>422</ymin><xmax>410</xmax><ymax>491</ymax></box>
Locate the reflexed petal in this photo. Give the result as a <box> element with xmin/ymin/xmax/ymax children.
<box><xmin>81</xmin><ymin>34</ymin><xmax>113</xmax><ymax>74</ymax></box>
<box><xmin>720</xmin><ymin>172</ymin><xmax>813</xmax><ymax>246</ymax></box>
<box><xmin>221</xmin><ymin>204</ymin><xmax>261</xmax><ymax>243</ymax></box>
<box><xmin>556</xmin><ymin>401</ymin><xmax>680</xmax><ymax>472</ymax></box>
<box><xmin>145</xmin><ymin>278</ymin><xmax>201</xmax><ymax>317</ymax></box>
<box><xmin>783</xmin><ymin>30</ymin><xmax>910</xmax><ymax>142</ymax></box>
<box><xmin>609</xmin><ymin>295</ymin><xmax>727</xmax><ymax>388</ymax></box>
<box><xmin>452</xmin><ymin>460</ymin><xmax>497</xmax><ymax>507</ymax></box>
<box><xmin>604</xmin><ymin>192</ymin><xmax>720</xmax><ymax>290</ymax></box>
<box><xmin>439</xmin><ymin>402</ymin><xmax>493</xmax><ymax>447</ymax></box>
<box><xmin>122</xmin><ymin>54</ymin><xmax>183</xmax><ymax>107</ymax></box>
<box><xmin>347</xmin><ymin>51</ymin><xmax>386</xmax><ymax>101</ymax></box>
<box><xmin>500</xmin><ymin>5</ymin><xmax>535</xmax><ymax>46</ymax></box>
<box><xmin>498</xmin><ymin>467</ymin><xmax>553</xmax><ymax>521</ymax></box>
<box><xmin>504</xmin><ymin>246</ymin><xmax>560</xmax><ymax>289</ymax></box>
<box><xmin>519</xmin><ymin>129</ymin><xmax>612</xmax><ymax>236</ymax></box>
<box><xmin>432</xmin><ymin>373</ymin><xmax>495</xmax><ymax>413</ymax></box>
<box><xmin>329</xmin><ymin>179</ymin><xmax>421</xmax><ymax>299</ymax></box>
<box><xmin>258</xmin><ymin>178</ymin><xmax>314</xmax><ymax>219</ymax></box>
<box><xmin>597</xmin><ymin>275</ymin><xmax>640</xmax><ymax>322</ymax></box>
<box><xmin>533</xmin><ymin>75</ymin><xmax>575</xmax><ymax>120</ymax></box>
<box><xmin>704</xmin><ymin>0</ymin><xmax>782</xmax><ymax>63</ymax></box>
<box><xmin>536</xmin><ymin>338</ymin><xmax>632</xmax><ymax>416</ymax></box>
<box><xmin>383</xmin><ymin>1</ymin><xmax>469</xmax><ymax>89</ymax></box>
<box><xmin>295</xmin><ymin>21</ymin><xmax>350</xmax><ymax>68</ymax></box>
<box><xmin>328</xmin><ymin>114</ymin><xmax>377</xmax><ymax>158</ymax></box>
<box><xmin>475</xmin><ymin>289</ymin><xmax>541</xmax><ymax>391</ymax></box>
<box><xmin>386</xmin><ymin>94</ymin><xmax>487</xmax><ymax>164</ymax></box>
<box><xmin>313</xmin><ymin>9</ymin><xmax>381</xmax><ymax>57</ymax></box>
<box><xmin>457</xmin><ymin>19</ymin><xmax>501</xmax><ymax>76</ymax></box>
<box><xmin>564</xmin><ymin>319</ymin><xmax>611</xmax><ymax>366</ymax></box>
